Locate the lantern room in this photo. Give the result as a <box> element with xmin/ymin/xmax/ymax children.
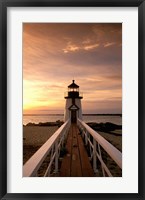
<box><xmin>65</xmin><ymin>80</ymin><xmax>82</xmax><ymax>99</ymax></box>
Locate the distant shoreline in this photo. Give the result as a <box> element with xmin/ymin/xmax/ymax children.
<box><xmin>24</xmin><ymin>121</ymin><xmax>122</xmax><ymax>134</ymax></box>
<box><xmin>24</xmin><ymin>113</ymin><xmax>122</xmax><ymax>116</ymax></box>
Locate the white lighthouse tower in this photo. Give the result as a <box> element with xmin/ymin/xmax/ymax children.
<box><xmin>64</xmin><ymin>80</ymin><xmax>83</xmax><ymax>123</ymax></box>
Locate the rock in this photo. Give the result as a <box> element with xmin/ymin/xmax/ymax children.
<box><xmin>26</xmin><ymin>121</ymin><xmax>64</xmax><ymax>127</ymax></box>
<box><xmin>87</xmin><ymin>122</ymin><xmax>122</xmax><ymax>133</ymax></box>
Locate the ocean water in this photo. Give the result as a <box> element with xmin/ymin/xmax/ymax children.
<box><xmin>23</xmin><ymin>114</ymin><xmax>122</xmax><ymax>125</ymax></box>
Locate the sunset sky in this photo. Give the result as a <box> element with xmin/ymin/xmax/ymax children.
<box><xmin>23</xmin><ymin>23</ymin><xmax>122</xmax><ymax>114</ymax></box>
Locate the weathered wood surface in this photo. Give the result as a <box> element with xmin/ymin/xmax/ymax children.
<box><xmin>60</xmin><ymin>124</ymin><xmax>94</xmax><ymax>177</ymax></box>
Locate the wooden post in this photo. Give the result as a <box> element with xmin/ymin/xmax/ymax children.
<box><xmin>93</xmin><ymin>138</ymin><xmax>97</xmax><ymax>173</ymax></box>
<box><xmin>85</xmin><ymin>130</ymin><xmax>88</xmax><ymax>145</ymax></box>
<box><xmin>98</xmin><ymin>143</ymin><xmax>105</xmax><ymax>176</ymax></box>
<box><xmin>55</xmin><ymin>140</ymin><xmax>59</xmax><ymax>173</ymax></box>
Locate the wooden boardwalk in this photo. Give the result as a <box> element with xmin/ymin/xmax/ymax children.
<box><xmin>60</xmin><ymin>124</ymin><xmax>94</xmax><ymax>177</ymax></box>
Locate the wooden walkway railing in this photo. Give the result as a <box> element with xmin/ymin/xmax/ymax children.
<box><xmin>23</xmin><ymin>118</ymin><xmax>122</xmax><ymax>177</ymax></box>
<box><xmin>23</xmin><ymin>119</ymin><xmax>70</xmax><ymax>177</ymax></box>
<box><xmin>77</xmin><ymin>118</ymin><xmax>122</xmax><ymax>177</ymax></box>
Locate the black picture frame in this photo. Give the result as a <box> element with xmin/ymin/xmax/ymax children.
<box><xmin>0</xmin><ymin>0</ymin><xmax>145</xmax><ymax>199</ymax></box>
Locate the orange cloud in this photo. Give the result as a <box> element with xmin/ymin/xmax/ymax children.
<box><xmin>104</xmin><ymin>42</ymin><xmax>115</xmax><ymax>47</ymax></box>
<box><xmin>23</xmin><ymin>23</ymin><xmax>122</xmax><ymax>114</ymax></box>
<box><xmin>84</xmin><ymin>43</ymin><xmax>99</xmax><ymax>50</ymax></box>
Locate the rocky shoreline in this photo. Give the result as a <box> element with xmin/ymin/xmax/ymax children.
<box><xmin>87</xmin><ymin>122</ymin><xmax>122</xmax><ymax>135</ymax></box>
<box><xmin>24</xmin><ymin>120</ymin><xmax>64</xmax><ymax>127</ymax></box>
<box><xmin>24</xmin><ymin>121</ymin><xmax>121</xmax><ymax>133</ymax></box>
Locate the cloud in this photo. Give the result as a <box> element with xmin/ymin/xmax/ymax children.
<box><xmin>84</xmin><ymin>43</ymin><xmax>99</xmax><ymax>50</ymax></box>
<box><xmin>82</xmin><ymin>99</ymin><xmax>122</xmax><ymax>114</ymax></box>
<box><xmin>23</xmin><ymin>23</ymin><xmax>122</xmax><ymax>114</ymax></box>
<box><xmin>104</xmin><ymin>42</ymin><xmax>115</xmax><ymax>47</ymax></box>
<box><xmin>92</xmin><ymin>23</ymin><xmax>122</xmax><ymax>44</ymax></box>
<box><xmin>63</xmin><ymin>42</ymin><xmax>100</xmax><ymax>53</ymax></box>
<box><xmin>63</xmin><ymin>43</ymin><xmax>80</xmax><ymax>53</ymax></box>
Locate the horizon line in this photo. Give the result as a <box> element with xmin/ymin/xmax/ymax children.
<box><xmin>23</xmin><ymin>113</ymin><xmax>122</xmax><ymax>116</ymax></box>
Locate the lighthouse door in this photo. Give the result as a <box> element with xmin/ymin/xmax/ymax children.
<box><xmin>71</xmin><ymin>110</ymin><xmax>77</xmax><ymax>123</ymax></box>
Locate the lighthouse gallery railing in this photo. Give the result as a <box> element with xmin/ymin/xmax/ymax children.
<box><xmin>77</xmin><ymin>118</ymin><xmax>122</xmax><ymax>177</ymax></box>
<box><xmin>23</xmin><ymin>119</ymin><xmax>71</xmax><ymax>177</ymax></box>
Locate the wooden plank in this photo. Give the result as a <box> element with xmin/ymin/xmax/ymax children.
<box><xmin>70</xmin><ymin>124</ymin><xmax>82</xmax><ymax>176</ymax></box>
<box><xmin>60</xmin><ymin>124</ymin><xmax>94</xmax><ymax>177</ymax></box>
<box><xmin>59</xmin><ymin>126</ymin><xmax>73</xmax><ymax>176</ymax></box>
<box><xmin>78</xmin><ymin>134</ymin><xmax>94</xmax><ymax>177</ymax></box>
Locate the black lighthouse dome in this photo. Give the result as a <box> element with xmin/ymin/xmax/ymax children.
<box><xmin>68</xmin><ymin>80</ymin><xmax>79</xmax><ymax>89</ymax></box>
<box><xmin>65</xmin><ymin>80</ymin><xmax>83</xmax><ymax>99</ymax></box>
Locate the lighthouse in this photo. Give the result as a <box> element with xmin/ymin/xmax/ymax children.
<box><xmin>64</xmin><ymin>80</ymin><xmax>83</xmax><ymax>123</ymax></box>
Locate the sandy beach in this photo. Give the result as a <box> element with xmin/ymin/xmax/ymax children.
<box><xmin>98</xmin><ymin>130</ymin><xmax>122</xmax><ymax>152</ymax></box>
<box><xmin>23</xmin><ymin>125</ymin><xmax>122</xmax><ymax>168</ymax></box>
<box><xmin>23</xmin><ymin>126</ymin><xmax>58</xmax><ymax>146</ymax></box>
<box><xmin>23</xmin><ymin>126</ymin><xmax>58</xmax><ymax>164</ymax></box>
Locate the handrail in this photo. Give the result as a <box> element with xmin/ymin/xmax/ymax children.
<box><xmin>23</xmin><ymin>119</ymin><xmax>70</xmax><ymax>177</ymax></box>
<box><xmin>78</xmin><ymin>118</ymin><xmax>122</xmax><ymax>169</ymax></box>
